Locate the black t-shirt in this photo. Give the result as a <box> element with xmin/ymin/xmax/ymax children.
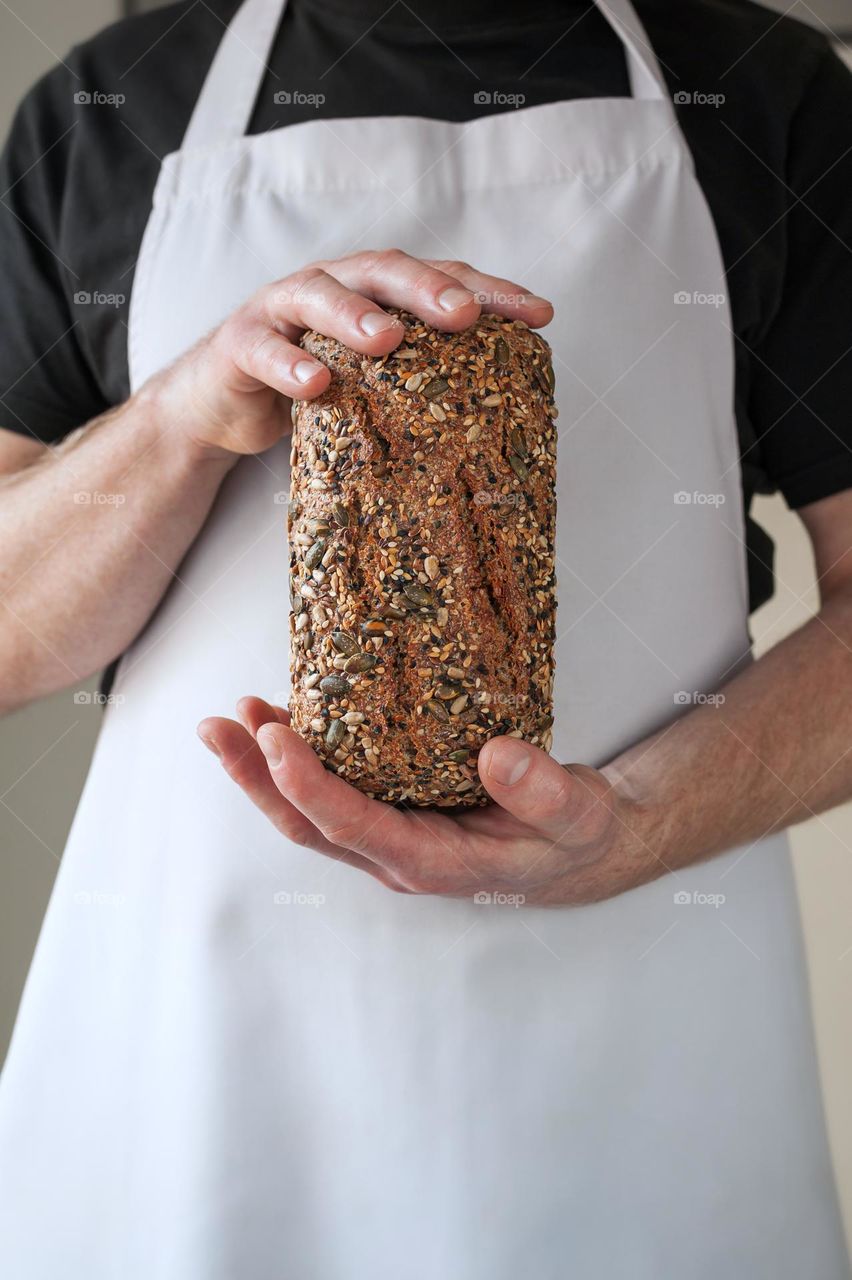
<box><xmin>2</xmin><ymin>0</ymin><xmax>852</xmax><ymax>611</ymax></box>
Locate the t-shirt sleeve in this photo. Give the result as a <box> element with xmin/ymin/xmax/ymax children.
<box><xmin>747</xmin><ymin>43</ymin><xmax>852</xmax><ymax>510</ymax></box>
<box><xmin>0</xmin><ymin>59</ymin><xmax>109</xmax><ymax>443</ymax></box>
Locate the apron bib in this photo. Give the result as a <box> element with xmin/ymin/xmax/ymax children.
<box><xmin>1</xmin><ymin>0</ymin><xmax>848</xmax><ymax>1275</ymax></box>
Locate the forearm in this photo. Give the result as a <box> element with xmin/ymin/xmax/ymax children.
<box><xmin>0</xmin><ymin>390</ymin><xmax>234</xmax><ymax>710</ymax></box>
<box><xmin>603</xmin><ymin>585</ymin><xmax>852</xmax><ymax>883</ymax></box>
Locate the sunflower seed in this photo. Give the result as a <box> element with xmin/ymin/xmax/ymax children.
<box><xmin>299</xmin><ymin>582</ymin><xmax>318</xmax><ymax>601</ymax></box>
<box><xmin>334</xmin><ymin>437</ymin><xmax>353</xmax><ymax>451</ymax></box>
<box><xmin>310</xmin><ymin>717</ymin><xmax>325</xmax><ymax>733</ymax></box>
<box><xmin>424</xmin><ymin>555</ymin><xmax>439</xmax><ymax>580</ymax></box>
<box><xmin>480</xmin><ymin>393</ymin><xmax>502</xmax><ymax>408</ymax></box>
<box><xmin>343</xmin><ymin>711</ymin><xmax>365</xmax><ymax>725</ymax></box>
<box><xmin>494</xmin><ymin>335</ymin><xmax>510</xmax><ymax>365</ymax></box>
<box><xmin>450</xmin><ymin>694</ymin><xmax>469</xmax><ymax>715</ymax></box>
<box><xmin>405</xmin><ymin>372</ymin><xmax>425</xmax><ymax>392</ymax></box>
<box><xmin>429</xmin><ymin>402</ymin><xmax>446</xmax><ymax>423</ymax></box>
<box><xmin>303</xmin><ymin>671</ymin><xmax>320</xmax><ymax>689</ymax></box>
<box><xmin>295</xmin><ymin>611</ymin><xmax>310</xmax><ymax>633</ymax></box>
<box><xmin>466</xmin><ymin>423</ymin><xmax>482</xmax><ymax>444</ymax></box>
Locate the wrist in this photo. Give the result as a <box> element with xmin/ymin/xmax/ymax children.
<box><xmin>130</xmin><ymin>375</ymin><xmax>239</xmax><ymax>477</ymax></box>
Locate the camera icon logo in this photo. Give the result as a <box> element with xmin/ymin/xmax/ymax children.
<box><xmin>674</xmin><ymin>290</ymin><xmax>692</xmax><ymax>305</ymax></box>
<box><xmin>74</xmin><ymin>90</ymin><xmax>92</xmax><ymax>106</ymax></box>
<box><xmin>273</xmin><ymin>890</ymin><xmax>292</xmax><ymax>905</ymax></box>
<box><xmin>73</xmin><ymin>290</ymin><xmax>92</xmax><ymax>305</ymax></box>
<box><xmin>673</xmin><ymin>690</ymin><xmax>692</xmax><ymax>705</ymax></box>
<box><xmin>474</xmin><ymin>90</ymin><xmax>492</xmax><ymax>105</ymax></box>
<box><xmin>673</xmin><ymin>890</ymin><xmax>692</xmax><ymax>905</ymax></box>
<box><xmin>674</xmin><ymin>91</ymin><xmax>691</xmax><ymax>105</ymax></box>
<box><xmin>473</xmin><ymin>890</ymin><xmax>492</xmax><ymax>905</ymax></box>
<box><xmin>73</xmin><ymin>691</ymin><xmax>92</xmax><ymax>705</ymax></box>
<box><xmin>673</xmin><ymin>491</ymin><xmax>692</xmax><ymax>505</ymax></box>
<box><xmin>274</xmin><ymin>90</ymin><xmax>292</xmax><ymax>105</ymax></box>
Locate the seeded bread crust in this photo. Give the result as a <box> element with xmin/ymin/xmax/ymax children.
<box><xmin>288</xmin><ymin>310</ymin><xmax>557</xmax><ymax>807</ymax></box>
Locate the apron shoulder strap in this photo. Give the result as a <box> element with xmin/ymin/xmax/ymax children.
<box><xmin>181</xmin><ymin>0</ymin><xmax>673</xmax><ymax>152</ymax></box>
<box><xmin>183</xmin><ymin>0</ymin><xmax>288</xmax><ymax>150</ymax></box>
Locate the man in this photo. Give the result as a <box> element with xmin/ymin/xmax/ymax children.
<box><xmin>0</xmin><ymin>0</ymin><xmax>851</xmax><ymax>1275</ymax></box>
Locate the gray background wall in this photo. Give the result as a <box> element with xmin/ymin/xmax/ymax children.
<box><xmin>1</xmin><ymin>0</ymin><xmax>851</xmax><ymax>1248</ymax></box>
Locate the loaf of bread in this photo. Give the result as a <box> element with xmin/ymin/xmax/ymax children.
<box><xmin>287</xmin><ymin>310</ymin><xmax>557</xmax><ymax>807</ymax></box>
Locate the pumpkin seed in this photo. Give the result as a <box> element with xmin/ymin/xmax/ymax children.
<box><xmin>447</xmin><ymin>748</ymin><xmax>471</xmax><ymax>763</ymax></box>
<box><xmin>304</xmin><ymin>539</ymin><xmax>326</xmax><ymax>570</ymax></box>
<box><xmin>494</xmin><ymin>335</ymin><xmax>510</xmax><ymax>365</ymax></box>
<box><xmin>344</xmin><ymin>652</ymin><xmax>378</xmax><ymax>674</ymax></box>
<box><xmin>403</xmin><ymin>580</ymin><xmax>433</xmax><ymax>608</ymax></box>
<box><xmin>509</xmin><ymin>454</ymin><xmax>529</xmax><ymax>481</ymax></box>
<box><xmin>331</xmin><ymin>631</ymin><xmax>359</xmax><ymax>656</ymax></box>
<box><xmin>423</xmin><ymin>377</ymin><xmax>449</xmax><ymax>401</ymax></box>
<box><xmin>509</xmin><ymin>428</ymin><xmax>527</xmax><ymax>458</ymax></box>
<box><xmin>332</xmin><ymin>502</ymin><xmax>349</xmax><ymax>528</ymax></box>
<box><xmin>320</xmin><ymin>675</ymin><xmax>350</xmax><ymax>697</ymax></box>
<box><xmin>424</xmin><ymin>699</ymin><xmax>450</xmax><ymax>723</ymax></box>
<box><xmin>325</xmin><ymin>720</ymin><xmax>346</xmax><ymax>749</ymax></box>
<box><xmin>436</xmin><ymin>683</ymin><xmax>463</xmax><ymax>700</ymax></box>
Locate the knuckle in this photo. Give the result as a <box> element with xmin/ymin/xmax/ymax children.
<box><xmin>244</xmin><ymin>330</ymin><xmax>286</xmax><ymax>378</ymax></box>
<box><xmin>434</xmin><ymin>258</ymin><xmax>470</xmax><ymax>277</ymax></box>
<box><xmin>282</xmin><ymin>266</ymin><xmax>328</xmax><ymax>306</ymax></box>
<box><xmin>536</xmin><ymin>771</ymin><xmax>575</xmax><ymax>823</ymax></box>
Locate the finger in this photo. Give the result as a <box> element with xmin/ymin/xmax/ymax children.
<box><xmin>477</xmin><ymin>737</ymin><xmax>612</xmax><ymax>844</ymax></box>
<box><xmin>254</xmin><ymin>722</ymin><xmax>457</xmax><ymax>873</ymax></box>
<box><xmin>235</xmin><ymin>696</ymin><xmax>290</xmax><ymax>737</ymax></box>
<box><xmin>424</xmin><ymin>259</ymin><xmax>553</xmax><ymax>327</ymax></box>
<box><xmin>219</xmin><ymin>320</ymin><xmax>332</xmax><ymax>398</ymax></box>
<box><xmin>263</xmin><ymin>267</ymin><xmax>406</xmax><ymax>353</ymax></box>
<box><xmin>318</xmin><ymin>249</ymin><xmax>481</xmax><ymax>331</ymax></box>
<box><xmin>198</xmin><ymin>717</ymin><xmax>404</xmax><ymax>890</ymax></box>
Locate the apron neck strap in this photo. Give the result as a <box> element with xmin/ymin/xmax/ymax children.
<box><xmin>183</xmin><ymin>0</ymin><xmax>288</xmax><ymax>150</ymax></box>
<box><xmin>181</xmin><ymin>0</ymin><xmax>672</xmax><ymax>151</ymax></box>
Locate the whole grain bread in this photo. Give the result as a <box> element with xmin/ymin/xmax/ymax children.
<box><xmin>288</xmin><ymin>309</ymin><xmax>556</xmax><ymax>807</ymax></box>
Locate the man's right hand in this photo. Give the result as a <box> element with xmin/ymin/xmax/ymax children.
<box><xmin>147</xmin><ymin>249</ymin><xmax>553</xmax><ymax>460</ymax></box>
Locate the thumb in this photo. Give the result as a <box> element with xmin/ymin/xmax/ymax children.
<box><xmin>478</xmin><ymin>736</ymin><xmax>611</xmax><ymax>843</ymax></box>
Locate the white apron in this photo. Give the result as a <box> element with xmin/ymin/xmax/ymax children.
<box><xmin>1</xmin><ymin>0</ymin><xmax>848</xmax><ymax>1275</ymax></box>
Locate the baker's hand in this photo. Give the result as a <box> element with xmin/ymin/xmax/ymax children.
<box><xmin>198</xmin><ymin>698</ymin><xmax>659</xmax><ymax>906</ymax></box>
<box><xmin>146</xmin><ymin>251</ymin><xmax>552</xmax><ymax>460</ymax></box>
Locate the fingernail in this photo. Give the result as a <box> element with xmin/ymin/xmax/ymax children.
<box><xmin>257</xmin><ymin>726</ymin><xmax>283</xmax><ymax>768</ymax></box>
<box><xmin>294</xmin><ymin>359</ymin><xmax>323</xmax><ymax>383</ymax></box>
<box><xmin>438</xmin><ymin>286</ymin><xmax>475</xmax><ymax>312</ymax></box>
<box><xmin>522</xmin><ymin>293</ymin><xmax>551</xmax><ymax>309</ymax></box>
<box><xmin>359</xmin><ymin>311</ymin><xmax>401</xmax><ymax>336</ymax></box>
<box><xmin>487</xmin><ymin>740</ymin><xmax>531</xmax><ymax>787</ymax></box>
<box><xmin>197</xmin><ymin>729</ymin><xmax>221</xmax><ymax>760</ymax></box>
